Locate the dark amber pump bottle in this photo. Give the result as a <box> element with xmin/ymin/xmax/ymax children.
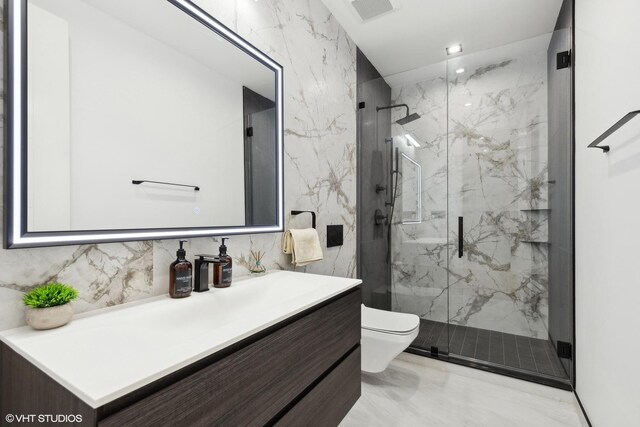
<box><xmin>213</xmin><ymin>238</ymin><xmax>232</xmax><ymax>288</ymax></box>
<box><xmin>170</xmin><ymin>240</ymin><xmax>192</xmax><ymax>298</ymax></box>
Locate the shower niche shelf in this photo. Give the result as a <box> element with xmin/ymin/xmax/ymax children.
<box><xmin>521</xmin><ymin>240</ymin><xmax>550</xmax><ymax>245</ymax></box>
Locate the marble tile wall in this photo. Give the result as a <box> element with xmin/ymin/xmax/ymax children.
<box><xmin>0</xmin><ymin>0</ymin><xmax>357</xmax><ymax>331</ymax></box>
<box><xmin>390</xmin><ymin>47</ymin><xmax>550</xmax><ymax>339</ymax></box>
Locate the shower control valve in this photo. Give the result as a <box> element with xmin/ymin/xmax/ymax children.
<box><xmin>374</xmin><ymin>209</ymin><xmax>388</xmax><ymax>226</ymax></box>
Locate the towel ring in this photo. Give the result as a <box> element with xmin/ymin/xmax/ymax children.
<box><xmin>290</xmin><ymin>210</ymin><xmax>316</xmax><ymax>229</ymax></box>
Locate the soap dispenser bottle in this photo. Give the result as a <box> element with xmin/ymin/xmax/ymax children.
<box><xmin>213</xmin><ymin>238</ymin><xmax>232</xmax><ymax>288</ymax></box>
<box><xmin>170</xmin><ymin>240</ymin><xmax>193</xmax><ymax>298</ymax></box>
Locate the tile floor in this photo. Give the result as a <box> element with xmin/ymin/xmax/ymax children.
<box><xmin>413</xmin><ymin>319</ymin><xmax>569</xmax><ymax>379</ymax></box>
<box><xmin>340</xmin><ymin>353</ymin><xmax>584</xmax><ymax>427</ymax></box>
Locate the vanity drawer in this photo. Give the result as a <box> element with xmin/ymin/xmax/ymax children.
<box><xmin>98</xmin><ymin>288</ymin><xmax>361</xmax><ymax>427</ymax></box>
<box><xmin>276</xmin><ymin>346</ymin><xmax>361</xmax><ymax>427</ymax></box>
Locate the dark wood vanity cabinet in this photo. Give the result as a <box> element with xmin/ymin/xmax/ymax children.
<box><xmin>1</xmin><ymin>287</ymin><xmax>362</xmax><ymax>426</ymax></box>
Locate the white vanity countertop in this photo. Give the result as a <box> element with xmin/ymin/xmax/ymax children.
<box><xmin>0</xmin><ymin>271</ymin><xmax>361</xmax><ymax>408</ymax></box>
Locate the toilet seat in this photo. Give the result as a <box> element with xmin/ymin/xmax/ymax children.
<box><xmin>360</xmin><ymin>305</ymin><xmax>420</xmax><ymax>373</ymax></box>
<box><xmin>361</xmin><ymin>305</ymin><xmax>420</xmax><ymax>335</ymax></box>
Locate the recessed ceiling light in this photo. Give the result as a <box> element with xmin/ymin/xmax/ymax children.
<box><xmin>464</xmin><ymin>103</ymin><xmax>472</xmax><ymax>107</ymax></box>
<box><xmin>446</xmin><ymin>44</ymin><xmax>463</xmax><ymax>55</ymax></box>
<box><xmin>405</xmin><ymin>134</ymin><xmax>420</xmax><ymax>147</ymax></box>
<box><xmin>456</xmin><ymin>68</ymin><xmax>465</xmax><ymax>74</ymax></box>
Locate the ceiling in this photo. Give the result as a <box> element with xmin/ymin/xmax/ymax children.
<box><xmin>321</xmin><ymin>0</ymin><xmax>563</xmax><ymax>77</ymax></box>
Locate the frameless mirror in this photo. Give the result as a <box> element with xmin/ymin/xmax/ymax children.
<box><xmin>401</xmin><ymin>153</ymin><xmax>421</xmax><ymax>224</ymax></box>
<box><xmin>6</xmin><ymin>0</ymin><xmax>284</xmax><ymax>248</ymax></box>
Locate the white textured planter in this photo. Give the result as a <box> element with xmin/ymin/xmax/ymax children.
<box><xmin>25</xmin><ymin>304</ymin><xmax>74</xmax><ymax>330</ymax></box>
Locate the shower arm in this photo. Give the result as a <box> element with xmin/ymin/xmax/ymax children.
<box><xmin>376</xmin><ymin>104</ymin><xmax>410</xmax><ymax>117</ymax></box>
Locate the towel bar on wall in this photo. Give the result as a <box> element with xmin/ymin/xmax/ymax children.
<box><xmin>290</xmin><ymin>210</ymin><xmax>316</xmax><ymax>229</ymax></box>
<box><xmin>132</xmin><ymin>180</ymin><xmax>200</xmax><ymax>191</ymax></box>
<box><xmin>588</xmin><ymin>110</ymin><xmax>640</xmax><ymax>153</ymax></box>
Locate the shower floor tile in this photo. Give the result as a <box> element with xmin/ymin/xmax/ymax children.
<box><xmin>412</xmin><ymin>319</ymin><xmax>569</xmax><ymax>380</ymax></box>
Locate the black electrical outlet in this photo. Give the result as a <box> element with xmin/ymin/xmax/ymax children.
<box><xmin>326</xmin><ymin>225</ymin><xmax>343</xmax><ymax>247</ymax></box>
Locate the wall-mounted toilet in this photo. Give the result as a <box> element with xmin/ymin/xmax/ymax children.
<box><xmin>361</xmin><ymin>305</ymin><xmax>420</xmax><ymax>373</ymax></box>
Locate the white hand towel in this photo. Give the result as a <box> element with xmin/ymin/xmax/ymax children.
<box><xmin>282</xmin><ymin>228</ymin><xmax>323</xmax><ymax>266</ymax></box>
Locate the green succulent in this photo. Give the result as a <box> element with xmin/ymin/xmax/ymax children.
<box><xmin>22</xmin><ymin>283</ymin><xmax>79</xmax><ymax>309</ymax></box>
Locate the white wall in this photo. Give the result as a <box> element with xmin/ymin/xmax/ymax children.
<box><xmin>27</xmin><ymin>4</ymin><xmax>71</xmax><ymax>231</ymax></box>
<box><xmin>575</xmin><ymin>0</ymin><xmax>640</xmax><ymax>425</ymax></box>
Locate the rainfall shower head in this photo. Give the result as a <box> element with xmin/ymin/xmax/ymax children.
<box><xmin>396</xmin><ymin>112</ymin><xmax>421</xmax><ymax>125</ymax></box>
<box><xmin>376</xmin><ymin>104</ymin><xmax>421</xmax><ymax>125</ymax></box>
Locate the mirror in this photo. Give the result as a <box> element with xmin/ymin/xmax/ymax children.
<box><xmin>5</xmin><ymin>0</ymin><xmax>284</xmax><ymax>248</ymax></box>
<box><xmin>401</xmin><ymin>153</ymin><xmax>421</xmax><ymax>224</ymax></box>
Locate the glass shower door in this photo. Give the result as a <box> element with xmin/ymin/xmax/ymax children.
<box><xmin>445</xmin><ymin>38</ymin><xmax>570</xmax><ymax>384</ymax></box>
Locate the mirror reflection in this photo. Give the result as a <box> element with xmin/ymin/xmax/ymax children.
<box><xmin>27</xmin><ymin>0</ymin><xmax>278</xmax><ymax>232</ymax></box>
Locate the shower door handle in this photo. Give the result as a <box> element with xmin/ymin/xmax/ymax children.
<box><xmin>458</xmin><ymin>216</ymin><xmax>463</xmax><ymax>258</ymax></box>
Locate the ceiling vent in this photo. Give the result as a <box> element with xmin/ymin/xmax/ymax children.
<box><xmin>351</xmin><ymin>0</ymin><xmax>399</xmax><ymax>22</ymax></box>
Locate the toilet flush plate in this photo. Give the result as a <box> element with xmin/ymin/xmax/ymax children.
<box><xmin>327</xmin><ymin>225</ymin><xmax>344</xmax><ymax>247</ymax></box>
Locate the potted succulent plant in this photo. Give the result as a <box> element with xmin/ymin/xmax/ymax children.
<box><xmin>22</xmin><ymin>283</ymin><xmax>79</xmax><ymax>330</ymax></box>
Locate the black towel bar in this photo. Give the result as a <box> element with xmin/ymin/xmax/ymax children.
<box><xmin>132</xmin><ymin>180</ymin><xmax>200</xmax><ymax>191</ymax></box>
<box><xmin>291</xmin><ymin>210</ymin><xmax>316</xmax><ymax>229</ymax></box>
<box><xmin>588</xmin><ymin>110</ymin><xmax>640</xmax><ymax>153</ymax></box>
